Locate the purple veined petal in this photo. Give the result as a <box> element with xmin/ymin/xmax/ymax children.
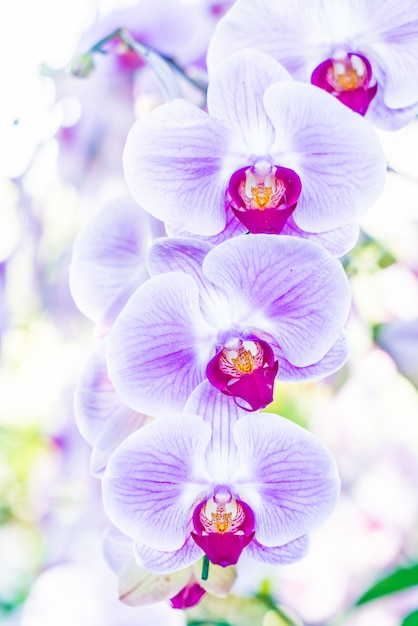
<box><xmin>232</xmin><ymin>413</ymin><xmax>340</xmax><ymax>547</ymax></box>
<box><xmin>148</xmin><ymin>238</ymin><xmax>214</xmax><ymax>278</ymax></box>
<box><xmin>281</xmin><ymin>216</ymin><xmax>360</xmax><ymax>257</ymax></box>
<box><xmin>134</xmin><ymin>536</ymin><xmax>204</xmax><ymax>575</ymax></box>
<box><xmin>207</xmin><ymin>0</ymin><xmax>323</xmax><ymax>78</ymax></box>
<box><xmin>74</xmin><ymin>349</ymin><xmax>147</xmax><ymax>476</ymax></box>
<box><xmin>123</xmin><ymin>99</ymin><xmax>242</xmax><ymax>236</ymax></box>
<box><xmin>366</xmin><ymin>88</ymin><xmax>418</xmax><ymax>131</ymax></box>
<box><xmin>147</xmin><ymin>238</ymin><xmax>227</xmax><ymax>323</ymax></box>
<box><xmin>90</xmin><ymin>448</ymin><xmax>114</xmax><ymax>478</ymax></box>
<box><xmin>246</xmin><ymin>534</ymin><xmax>309</xmax><ymax>565</ymax></box>
<box><xmin>202</xmin><ymin>235</ymin><xmax>351</xmax><ymax>367</ymax></box>
<box><xmin>263</xmin><ymin>81</ymin><xmax>386</xmax><ymax>232</ymax></box>
<box><xmin>165</xmin><ymin>204</ymin><xmax>248</xmax><ymax>245</ymax></box>
<box><xmin>118</xmin><ymin>556</ymin><xmax>191</xmax><ymax>607</ymax></box>
<box><xmin>184</xmin><ymin>380</ymin><xmax>250</xmax><ymax>425</ymax></box>
<box><xmin>184</xmin><ymin>381</ymin><xmax>244</xmax><ymax>481</ymax></box>
<box><xmin>102</xmin><ymin>415</ymin><xmax>212</xmax><ymax>552</ymax></box>
<box><xmin>106</xmin><ymin>273</ymin><xmax>217</xmax><ymax>416</ymax></box>
<box><xmin>102</xmin><ymin>524</ymin><xmax>134</xmax><ymax>575</ymax></box>
<box><xmin>276</xmin><ymin>333</ymin><xmax>349</xmax><ymax>382</ymax></box>
<box><xmin>207</xmin><ymin>49</ymin><xmax>292</xmax><ymax>154</ymax></box>
<box><xmin>69</xmin><ymin>197</ymin><xmax>153</xmax><ymax>325</ymax></box>
<box><xmin>364</xmin><ymin>0</ymin><xmax>418</xmax><ymax>108</ymax></box>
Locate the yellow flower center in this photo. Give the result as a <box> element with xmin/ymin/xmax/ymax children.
<box><xmin>327</xmin><ymin>54</ymin><xmax>367</xmax><ymax>92</ymax></box>
<box><xmin>238</xmin><ymin>166</ymin><xmax>286</xmax><ymax>211</ymax></box>
<box><xmin>199</xmin><ymin>497</ymin><xmax>246</xmax><ymax>535</ymax></box>
<box><xmin>219</xmin><ymin>341</ymin><xmax>264</xmax><ymax>378</ymax></box>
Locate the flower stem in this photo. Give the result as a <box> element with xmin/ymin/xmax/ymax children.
<box><xmin>82</xmin><ymin>27</ymin><xmax>208</xmax><ymax>93</ymax></box>
<box><xmin>201</xmin><ymin>555</ymin><xmax>210</xmax><ymax>581</ymax></box>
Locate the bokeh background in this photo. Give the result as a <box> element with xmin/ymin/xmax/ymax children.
<box><xmin>1</xmin><ymin>1</ymin><xmax>418</xmax><ymax>624</ymax></box>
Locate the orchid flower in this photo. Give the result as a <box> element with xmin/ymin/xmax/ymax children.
<box><xmin>207</xmin><ymin>0</ymin><xmax>418</xmax><ymax>130</ymax></box>
<box><xmin>103</xmin><ymin>524</ymin><xmax>236</xmax><ymax>609</ymax></box>
<box><xmin>106</xmin><ymin>235</ymin><xmax>351</xmax><ymax>416</ymax></box>
<box><xmin>102</xmin><ymin>383</ymin><xmax>340</xmax><ymax>574</ymax></box>
<box><xmin>74</xmin><ymin>348</ymin><xmax>148</xmax><ymax>477</ymax></box>
<box><xmin>69</xmin><ymin>197</ymin><xmax>164</xmax><ymax>328</ymax></box>
<box><xmin>123</xmin><ymin>49</ymin><xmax>385</xmax><ymax>241</ymax></box>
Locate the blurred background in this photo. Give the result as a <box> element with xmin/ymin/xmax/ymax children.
<box><xmin>1</xmin><ymin>0</ymin><xmax>418</xmax><ymax>624</ymax></box>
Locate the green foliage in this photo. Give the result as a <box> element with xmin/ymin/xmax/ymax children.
<box><xmin>401</xmin><ymin>611</ymin><xmax>418</xmax><ymax>626</ymax></box>
<box><xmin>402</xmin><ymin>610</ymin><xmax>418</xmax><ymax>626</ymax></box>
<box><xmin>356</xmin><ymin>564</ymin><xmax>418</xmax><ymax>605</ymax></box>
<box><xmin>342</xmin><ymin>231</ymin><xmax>396</xmax><ymax>276</ymax></box>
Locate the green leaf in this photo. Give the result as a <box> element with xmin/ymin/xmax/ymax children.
<box><xmin>356</xmin><ymin>564</ymin><xmax>418</xmax><ymax>606</ymax></box>
<box><xmin>402</xmin><ymin>610</ymin><xmax>418</xmax><ymax>626</ymax></box>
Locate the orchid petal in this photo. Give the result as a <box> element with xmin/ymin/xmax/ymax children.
<box><xmin>106</xmin><ymin>273</ymin><xmax>216</xmax><ymax>416</ymax></box>
<box><xmin>366</xmin><ymin>89</ymin><xmax>418</xmax><ymax>131</ymax></box>
<box><xmin>365</xmin><ymin>0</ymin><xmax>418</xmax><ymax>108</ymax></box>
<box><xmin>102</xmin><ymin>416</ymin><xmax>212</xmax><ymax>551</ymax></box>
<box><xmin>69</xmin><ymin>198</ymin><xmax>151</xmax><ymax>325</ymax></box>
<box><xmin>165</xmin><ymin>205</ymin><xmax>247</xmax><ymax>245</ymax></box>
<box><xmin>208</xmin><ymin>49</ymin><xmax>291</xmax><ymax>154</ymax></box>
<box><xmin>233</xmin><ymin>413</ymin><xmax>340</xmax><ymax>546</ymax></box>
<box><xmin>119</xmin><ymin>556</ymin><xmax>191</xmax><ymax>606</ymax></box>
<box><xmin>123</xmin><ymin>99</ymin><xmax>237</xmax><ymax>236</ymax></box>
<box><xmin>102</xmin><ymin>524</ymin><xmax>134</xmax><ymax>575</ymax></box>
<box><xmin>74</xmin><ymin>350</ymin><xmax>147</xmax><ymax>462</ymax></box>
<box><xmin>207</xmin><ymin>0</ymin><xmax>319</xmax><ymax>78</ymax></box>
<box><xmin>148</xmin><ymin>238</ymin><xmax>213</xmax><ymax>279</ymax></box>
<box><xmin>184</xmin><ymin>381</ymin><xmax>244</xmax><ymax>481</ymax></box>
<box><xmin>191</xmin><ymin>561</ymin><xmax>236</xmax><ymax>596</ymax></box>
<box><xmin>184</xmin><ymin>380</ymin><xmax>248</xmax><ymax>425</ymax></box>
<box><xmin>281</xmin><ymin>217</ymin><xmax>360</xmax><ymax>257</ymax></box>
<box><xmin>89</xmin><ymin>448</ymin><xmax>114</xmax><ymax>478</ymax></box>
<box><xmin>134</xmin><ymin>537</ymin><xmax>203</xmax><ymax>575</ymax></box>
<box><xmin>264</xmin><ymin>81</ymin><xmax>386</xmax><ymax>231</ymax></box>
<box><xmin>147</xmin><ymin>238</ymin><xmax>226</xmax><ymax>322</ymax></box>
<box><xmin>277</xmin><ymin>334</ymin><xmax>349</xmax><ymax>381</ymax></box>
<box><xmin>246</xmin><ymin>535</ymin><xmax>309</xmax><ymax>564</ymax></box>
<box><xmin>202</xmin><ymin>235</ymin><xmax>350</xmax><ymax>367</ymax></box>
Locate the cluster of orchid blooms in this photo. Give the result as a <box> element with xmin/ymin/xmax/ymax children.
<box><xmin>69</xmin><ymin>0</ymin><xmax>418</xmax><ymax>614</ymax></box>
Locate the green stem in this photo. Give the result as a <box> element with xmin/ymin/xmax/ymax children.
<box><xmin>201</xmin><ymin>555</ymin><xmax>210</xmax><ymax>581</ymax></box>
<box><xmin>90</xmin><ymin>28</ymin><xmax>124</xmax><ymax>54</ymax></box>
<box><xmin>119</xmin><ymin>30</ymin><xmax>208</xmax><ymax>92</ymax></box>
<box><xmin>86</xmin><ymin>27</ymin><xmax>208</xmax><ymax>93</ymax></box>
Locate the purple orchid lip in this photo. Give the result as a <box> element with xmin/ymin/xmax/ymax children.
<box><xmin>228</xmin><ymin>162</ymin><xmax>302</xmax><ymax>234</ymax></box>
<box><xmin>169</xmin><ymin>582</ymin><xmax>206</xmax><ymax>609</ymax></box>
<box><xmin>206</xmin><ymin>336</ymin><xmax>278</xmax><ymax>411</ymax></box>
<box><xmin>311</xmin><ymin>52</ymin><xmax>378</xmax><ymax>115</ymax></box>
<box><xmin>191</xmin><ymin>486</ymin><xmax>255</xmax><ymax>567</ymax></box>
